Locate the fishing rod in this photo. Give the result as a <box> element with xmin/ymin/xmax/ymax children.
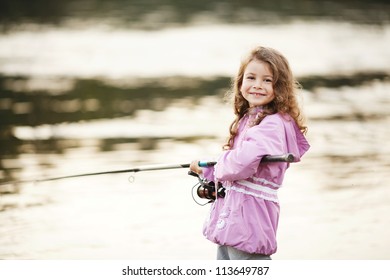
<box><xmin>37</xmin><ymin>153</ymin><xmax>294</xmax><ymax>182</ymax></box>
<box><xmin>0</xmin><ymin>153</ymin><xmax>295</xmax><ymax>186</ymax></box>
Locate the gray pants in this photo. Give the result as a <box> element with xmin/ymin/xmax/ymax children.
<box><xmin>217</xmin><ymin>245</ymin><xmax>271</xmax><ymax>260</ymax></box>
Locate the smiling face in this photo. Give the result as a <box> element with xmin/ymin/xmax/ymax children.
<box><xmin>240</xmin><ymin>59</ymin><xmax>275</xmax><ymax>108</ymax></box>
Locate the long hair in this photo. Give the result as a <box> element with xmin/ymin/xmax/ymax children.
<box><xmin>223</xmin><ymin>46</ymin><xmax>307</xmax><ymax>150</ymax></box>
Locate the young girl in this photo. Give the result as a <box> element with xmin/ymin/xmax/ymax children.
<box><xmin>190</xmin><ymin>46</ymin><xmax>310</xmax><ymax>260</ymax></box>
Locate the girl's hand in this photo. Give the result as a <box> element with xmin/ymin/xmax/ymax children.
<box><xmin>190</xmin><ymin>160</ymin><xmax>203</xmax><ymax>175</ymax></box>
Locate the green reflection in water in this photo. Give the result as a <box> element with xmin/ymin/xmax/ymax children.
<box><xmin>1</xmin><ymin>72</ymin><xmax>388</xmax><ymax>129</ymax></box>
<box><xmin>0</xmin><ymin>75</ymin><xmax>229</xmax><ymax>128</ymax></box>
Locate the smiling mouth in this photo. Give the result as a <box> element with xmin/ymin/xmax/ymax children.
<box><xmin>250</xmin><ymin>92</ymin><xmax>266</xmax><ymax>97</ymax></box>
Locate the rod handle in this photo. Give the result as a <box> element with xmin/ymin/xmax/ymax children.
<box><xmin>261</xmin><ymin>153</ymin><xmax>295</xmax><ymax>163</ymax></box>
<box><xmin>198</xmin><ymin>161</ymin><xmax>217</xmax><ymax>167</ymax></box>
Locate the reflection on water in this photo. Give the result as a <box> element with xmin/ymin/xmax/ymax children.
<box><xmin>0</xmin><ymin>0</ymin><xmax>390</xmax><ymax>260</ymax></box>
<box><xmin>0</xmin><ymin>76</ymin><xmax>229</xmax><ymax>127</ymax></box>
<box><xmin>1</xmin><ymin>72</ymin><xmax>388</xmax><ymax>128</ymax></box>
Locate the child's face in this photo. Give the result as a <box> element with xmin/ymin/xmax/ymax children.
<box><xmin>240</xmin><ymin>59</ymin><xmax>275</xmax><ymax>108</ymax></box>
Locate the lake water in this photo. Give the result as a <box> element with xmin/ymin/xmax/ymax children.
<box><xmin>0</xmin><ymin>0</ymin><xmax>389</xmax><ymax>260</ymax></box>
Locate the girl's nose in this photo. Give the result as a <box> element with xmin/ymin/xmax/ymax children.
<box><xmin>252</xmin><ymin>81</ymin><xmax>263</xmax><ymax>89</ymax></box>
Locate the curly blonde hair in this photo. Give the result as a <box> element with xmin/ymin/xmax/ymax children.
<box><xmin>224</xmin><ymin>46</ymin><xmax>307</xmax><ymax>150</ymax></box>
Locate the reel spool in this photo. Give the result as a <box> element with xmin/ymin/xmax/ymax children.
<box><xmin>188</xmin><ymin>171</ymin><xmax>225</xmax><ymax>205</ymax></box>
<box><xmin>196</xmin><ymin>180</ymin><xmax>225</xmax><ymax>200</ymax></box>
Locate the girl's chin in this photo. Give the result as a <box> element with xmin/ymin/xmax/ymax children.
<box><xmin>247</xmin><ymin>97</ymin><xmax>274</xmax><ymax>107</ymax></box>
<box><xmin>248</xmin><ymin>101</ymin><xmax>269</xmax><ymax>107</ymax></box>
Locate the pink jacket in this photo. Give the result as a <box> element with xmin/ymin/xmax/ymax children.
<box><xmin>201</xmin><ymin>110</ymin><xmax>310</xmax><ymax>255</ymax></box>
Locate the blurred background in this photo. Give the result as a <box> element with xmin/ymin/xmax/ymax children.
<box><xmin>0</xmin><ymin>0</ymin><xmax>389</xmax><ymax>259</ymax></box>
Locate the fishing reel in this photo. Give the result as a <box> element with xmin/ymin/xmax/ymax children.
<box><xmin>188</xmin><ymin>171</ymin><xmax>225</xmax><ymax>205</ymax></box>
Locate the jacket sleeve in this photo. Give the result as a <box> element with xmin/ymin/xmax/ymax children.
<box><xmin>214</xmin><ymin>115</ymin><xmax>286</xmax><ymax>182</ymax></box>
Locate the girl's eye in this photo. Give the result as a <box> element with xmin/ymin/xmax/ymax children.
<box><xmin>265</xmin><ymin>79</ymin><xmax>273</xmax><ymax>83</ymax></box>
<box><xmin>246</xmin><ymin>76</ymin><xmax>255</xmax><ymax>80</ymax></box>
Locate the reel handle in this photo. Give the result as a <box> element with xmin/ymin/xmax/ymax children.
<box><xmin>188</xmin><ymin>170</ymin><xmax>200</xmax><ymax>177</ymax></box>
